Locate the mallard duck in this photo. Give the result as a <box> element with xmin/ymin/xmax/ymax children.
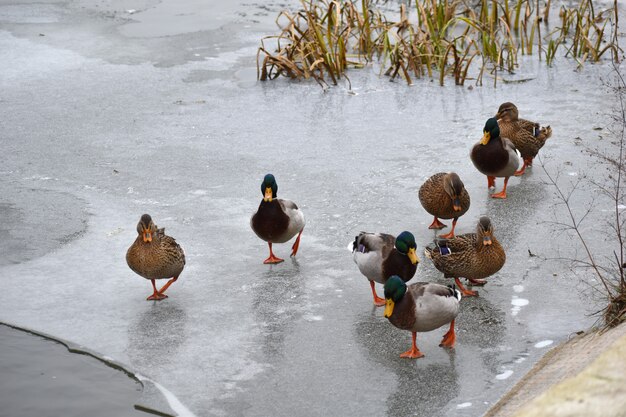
<box><xmin>126</xmin><ymin>214</ymin><xmax>186</xmax><ymax>301</ymax></box>
<box><xmin>424</xmin><ymin>216</ymin><xmax>505</xmax><ymax>297</ymax></box>
<box><xmin>496</xmin><ymin>102</ymin><xmax>552</xmax><ymax>176</ymax></box>
<box><xmin>384</xmin><ymin>276</ymin><xmax>461</xmax><ymax>358</ymax></box>
<box><xmin>251</xmin><ymin>174</ymin><xmax>305</xmax><ymax>264</ymax></box>
<box><xmin>352</xmin><ymin>231</ymin><xmax>419</xmax><ymax>306</ymax></box>
<box><xmin>418</xmin><ymin>172</ymin><xmax>470</xmax><ymax>239</ymax></box>
<box><xmin>471</xmin><ymin>117</ymin><xmax>521</xmax><ymax>199</ymax></box>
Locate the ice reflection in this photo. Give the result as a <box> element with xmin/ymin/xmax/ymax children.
<box><xmin>354</xmin><ymin>310</ymin><xmax>459</xmax><ymax>417</ymax></box>
<box><xmin>456</xmin><ymin>296</ymin><xmax>506</xmax><ymax>376</ymax></box>
<box><xmin>250</xmin><ymin>259</ymin><xmax>305</xmax><ymax>361</ymax></box>
<box><xmin>127</xmin><ymin>302</ymin><xmax>188</xmax><ymax>370</ymax></box>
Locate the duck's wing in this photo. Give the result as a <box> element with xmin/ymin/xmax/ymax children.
<box><xmin>435</xmin><ymin>233</ymin><xmax>477</xmax><ymax>253</ymax></box>
<box><xmin>518</xmin><ymin>118</ymin><xmax>540</xmax><ymax>135</ymax></box>
<box><xmin>279</xmin><ymin>198</ymin><xmax>305</xmax><ymax>234</ymax></box>
<box><xmin>408</xmin><ymin>282</ymin><xmax>460</xmax><ymax>329</ymax></box>
<box><xmin>280</xmin><ymin>199</ymin><xmax>299</xmax><ymax>211</ymax></box>
<box><xmin>161</xmin><ymin>235</ymin><xmax>186</xmax><ymax>265</ymax></box>
<box><xmin>353</xmin><ymin>232</ymin><xmax>395</xmax><ymax>257</ymax></box>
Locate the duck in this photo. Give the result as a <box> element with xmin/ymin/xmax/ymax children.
<box><xmin>384</xmin><ymin>276</ymin><xmax>461</xmax><ymax>358</ymax></box>
<box><xmin>470</xmin><ymin>117</ymin><xmax>520</xmax><ymax>199</ymax></box>
<box><xmin>496</xmin><ymin>102</ymin><xmax>552</xmax><ymax>176</ymax></box>
<box><xmin>424</xmin><ymin>216</ymin><xmax>505</xmax><ymax>297</ymax></box>
<box><xmin>418</xmin><ymin>172</ymin><xmax>470</xmax><ymax>239</ymax></box>
<box><xmin>352</xmin><ymin>231</ymin><xmax>419</xmax><ymax>306</ymax></box>
<box><xmin>126</xmin><ymin>214</ymin><xmax>186</xmax><ymax>301</ymax></box>
<box><xmin>251</xmin><ymin>174</ymin><xmax>305</xmax><ymax>264</ymax></box>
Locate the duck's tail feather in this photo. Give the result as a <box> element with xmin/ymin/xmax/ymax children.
<box><xmin>448</xmin><ymin>283</ymin><xmax>462</xmax><ymax>301</ymax></box>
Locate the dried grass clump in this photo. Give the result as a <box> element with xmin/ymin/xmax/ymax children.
<box><xmin>257</xmin><ymin>0</ymin><xmax>621</xmax><ymax>88</ymax></box>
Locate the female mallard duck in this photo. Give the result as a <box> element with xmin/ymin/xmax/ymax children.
<box><xmin>471</xmin><ymin>117</ymin><xmax>520</xmax><ymax>199</ymax></box>
<box><xmin>352</xmin><ymin>231</ymin><xmax>419</xmax><ymax>306</ymax></box>
<box><xmin>126</xmin><ymin>214</ymin><xmax>185</xmax><ymax>301</ymax></box>
<box><xmin>251</xmin><ymin>174</ymin><xmax>305</xmax><ymax>264</ymax></box>
<box><xmin>384</xmin><ymin>276</ymin><xmax>461</xmax><ymax>358</ymax></box>
<box><xmin>418</xmin><ymin>172</ymin><xmax>470</xmax><ymax>239</ymax></box>
<box><xmin>496</xmin><ymin>102</ymin><xmax>552</xmax><ymax>176</ymax></box>
<box><xmin>424</xmin><ymin>216</ymin><xmax>505</xmax><ymax>297</ymax></box>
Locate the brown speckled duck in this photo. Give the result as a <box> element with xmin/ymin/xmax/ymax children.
<box><xmin>424</xmin><ymin>216</ymin><xmax>505</xmax><ymax>297</ymax></box>
<box><xmin>251</xmin><ymin>174</ymin><xmax>305</xmax><ymax>264</ymax></box>
<box><xmin>471</xmin><ymin>117</ymin><xmax>520</xmax><ymax>199</ymax></box>
<box><xmin>418</xmin><ymin>172</ymin><xmax>470</xmax><ymax>238</ymax></box>
<box><xmin>352</xmin><ymin>231</ymin><xmax>419</xmax><ymax>306</ymax></box>
<box><xmin>126</xmin><ymin>214</ymin><xmax>185</xmax><ymax>301</ymax></box>
<box><xmin>496</xmin><ymin>102</ymin><xmax>552</xmax><ymax>176</ymax></box>
<box><xmin>384</xmin><ymin>276</ymin><xmax>461</xmax><ymax>358</ymax></box>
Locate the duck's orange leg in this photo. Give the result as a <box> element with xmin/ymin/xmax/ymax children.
<box><xmin>157</xmin><ymin>276</ymin><xmax>178</xmax><ymax>296</ymax></box>
<box><xmin>290</xmin><ymin>229</ymin><xmax>303</xmax><ymax>257</ymax></box>
<box><xmin>439</xmin><ymin>218</ymin><xmax>458</xmax><ymax>239</ymax></box>
<box><xmin>439</xmin><ymin>319</ymin><xmax>456</xmax><ymax>348</ymax></box>
<box><xmin>487</xmin><ymin>176</ymin><xmax>496</xmax><ymax>189</ymax></box>
<box><xmin>455</xmin><ymin>278</ymin><xmax>478</xmax><ymax>297</ymax></box>
<box><xmin>491</xmin><ymin>177</ymin><xmax>510</xmax><ymax>199</ymax></box>
<box><xmin>147</xmin><ymin>279</ymin><xmax>167</xmax><ymax>301</ymax></box>
<box><xmin>514</xmin><ymin>160</ymin><xmax>527</xmax><ymax>176</ymax></box>
<box><xmin>468</xmin><ymin>277</ymin><xmax>487</xmax><ymax>286</ymax></box>
<box><xmin>400</xmin><ymin>332</ymin><xmax>425</xmax><ymax>358</ymax></box>
<box><xmin>428</xmin><ymin>216</ymin><xmax>447</xmax><ymax>230</ymax></box>
<box><xmin>370</xmin><ymin>280</ymin><xmax>385</xmax><ymax>306</ymax></box>
<box><xmin>263</xmin><ymin>242</ymin><xmax>284</xmax><ymax>264</ymax></box>
<box><xmin>525</xmin><ymin>157</ymin><xmax>534</xmax><ymax>167</ymax></box>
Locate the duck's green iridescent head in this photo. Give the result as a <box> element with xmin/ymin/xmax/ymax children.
<box><xmin>395</xmin><ymin>231</ymin><xmax>419</xmax><ymax>265</ymax></box>
<box><xmin>383</xmin><ymin>276</ymin><xmax>407</xmax><ymax>318</ymax></box>
<box><xmin>261</xmin><ymin>174</ymin><xmax>277</xmax><ymax>202</ymax></box>
<box><xmin>481</xmin><ymin>117</ymin><xmax>500</xmax><ymax>145</ymax></box>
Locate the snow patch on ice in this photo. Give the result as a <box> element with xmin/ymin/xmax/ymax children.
<box><xmin>496</xmin><ymin>370</ymin><xmax>513</xmax><ymax>380</ymax></box>
<box><xmin>534</xmin><ymin>340</ymin><xmax>553</xmax><ymax>348</ymax></box>
<box><xmin>511</xmin><ymin>297</ymin><xmax>529</xmax><ymax>316</ymax></box>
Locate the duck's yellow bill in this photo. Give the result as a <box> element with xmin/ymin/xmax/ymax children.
<box><xmin>407</xmin><ymin>247</ymin><xmax>419</xmax><ymax>265</ymax></box>
<box><xmin>480</xmin><ymin>131</ymin><xmax>490</xmax><ymax>145</ymax></box>
<box><xmin>143</xmin><ymin>231</ymin><xmax>152</xmax><ymax>242</ymax></box>
<box><xmin>384</xmin><ymin>299</ymin><xmax>395</xmax><ymax>318</ymax></box>
<box><xmin>453</xmin><ymin>198</ymin><xmax>462</xmax><ymax>211</ymax></box>
<box><xmin>483</xmin><ymin>236</ymin><xmax>492</xmax><ymax>246</ymax></box>
<box><xmin>264</xmin><ymin>187</ymin><xmax>273</xmax><ymax>202</ymax></box>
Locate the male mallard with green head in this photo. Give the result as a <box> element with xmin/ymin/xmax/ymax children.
<box><xmin>352</xmin><ymin>231</ymin><xmax>419</xmax><ymax>306</ymax></box>
<box><xmin>418</xmin><ymin>172</ymin><xmax>470</xmax><ymax>239</ymax></box>
<box><xmin>471</xmin><ymin>117</ymin><xmax>520</xmax><ymax>199</ymax></box>
<box><xmin>126</xmin><ymin>214</ymin><xmax>185</xmax><ymax>301</ymax></box>
<box><xmin>384</xmin><ymin>276</ymin><xmax>461</xmax><ymax>358</ymax></box>
<box><xmin>251</xmin><ymin>174</ymin><xmax>305</xmax><ymax>264</ymax></box>
<box><xmin>425</xmin><ymin>216</ymin><xmax>505</xmax><ymax>297</ymax></box>
<box><xmin>496</xmin><ymin>102</ymin><xmax>552</xmax><ymax>176</ymax></box>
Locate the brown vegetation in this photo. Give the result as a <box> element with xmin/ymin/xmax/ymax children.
<box><xmin>257</xmin><ymin>0</ymin><xmax>621</xmax><ymax>88</ymax></box>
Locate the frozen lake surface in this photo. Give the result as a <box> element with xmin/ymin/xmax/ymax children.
<box><xmin>1</xmin><ymin>0</ymin><xmax>624</xmax><ymax>416</ymax></box>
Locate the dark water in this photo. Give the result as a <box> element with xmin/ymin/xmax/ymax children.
<box><xmin>0</xmin><ymin>324</ymin><xmax>145</xmax><ymax>417</ymax></box>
